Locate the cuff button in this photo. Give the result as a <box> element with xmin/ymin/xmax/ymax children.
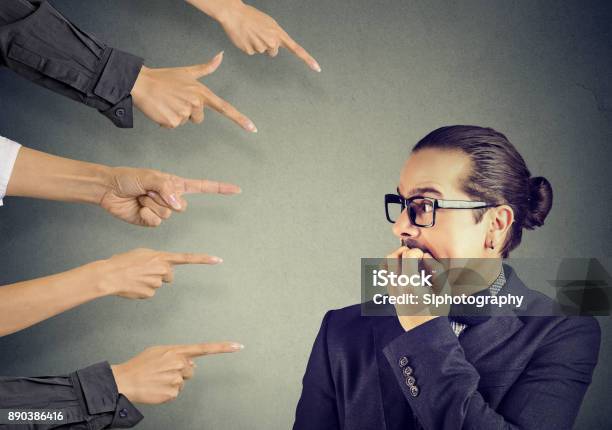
<box><xmin>405</xmin><ymin>376</ymin><xmax>416</xmax><ymax>386</ymax></box>
<box><xmin>409</xmin><ymin>385</ymin><xmax>419</xmax><ymax>397</ymax></box>
<box><xmin>402</xmin><ymin>366</ymin><xmax>413</xmax><ymax>376</ymax></box>
<box><xmin>119</xmin><ymin>408</ymin><xmax>128</xmax><ymax>418</ymax></box>
<box><xmin>398</xmin><ymin>356</ymin><xmax>409</xmax><ymax>367</ymax></box>
<box><xmin>115</xmin><ymin>108</ymin><xmax>126</xmax><ymax>118</ymax></box>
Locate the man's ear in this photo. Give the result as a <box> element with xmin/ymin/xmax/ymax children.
<box><xmin>487</xmin><ymin>204</ymin><xmax>514</xmax><ymax>249</ymax></box>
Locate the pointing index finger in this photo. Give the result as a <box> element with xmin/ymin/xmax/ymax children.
<box><xmin>162</xmin><ymin>252</ymin><xmax>223</xmax><ymax>265</ymax></box>
<box><xmin>204</xmin><ymin>89</ymin><xmax>257</xmax><ymax>133</ymax></box>
<box><xmin>174</xmin><ymin>342</ymin><xmax>244</xmax><ymax>357</ymax></box>
<box><xmin>280</xmin><ymin>31</ymin><xmax>321</xmax><ymax>72</ymax></box>
<box><xmin>181</xmin><ymin>178</ymin><xmax>242</xmax><ymax>195</ymax></box>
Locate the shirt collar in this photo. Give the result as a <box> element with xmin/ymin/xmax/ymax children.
<box><xmin>448</xmin><ymin>265</ymin><xmax>507</xmax><ymax>327</ymax></box>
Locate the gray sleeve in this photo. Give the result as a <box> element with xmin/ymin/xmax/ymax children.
<box><xmin>0</xmin><ymin>0</ymin><xmax>143</xmax><ymax>128</ymax></box>
<box><xmin>0</xmin><ymin>361</ymin><xmax>144</xmax><ymax>429</ymax></box>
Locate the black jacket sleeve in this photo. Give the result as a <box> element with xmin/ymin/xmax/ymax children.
<box><xmin>0</xmin><ymin>361</ymin><xmax>144</xmax><ymax>429</ymax></box>
<box><xmin>0</xmin><ymin>0</ymin><xmax>143</xmax><ymax>128</ymax></box>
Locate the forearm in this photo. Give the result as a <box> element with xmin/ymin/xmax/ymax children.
<box><xmin>6</xmin><ymin>147</ymin><xmax>113</xmax><ymax>204</ymax></box>
<box><xmin>0</xmin><ymin>261</ymin><xmax>108</xmax><ymax>336</ymax></box>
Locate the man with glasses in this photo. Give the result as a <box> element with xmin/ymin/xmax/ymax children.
<box><xmin>293</xmin><ymin>125</ymin><xmax>600</xmax><ymax>429</ymax></box>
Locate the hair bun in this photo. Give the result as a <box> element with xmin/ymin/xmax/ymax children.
<box><xmin>524</xmin><ymin>176</ymin><xmax>553</xmax><ymax>229</ymax></box>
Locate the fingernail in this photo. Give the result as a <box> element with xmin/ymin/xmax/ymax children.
<box><xmin>189</xmin><ymin>359</ymin><xmax>195</xmax><ymax>366</ymax></box>
<box><xmin>169</xmin><ymin>194</ymin><xmax>181</xmax><ymax>210</ymax></box>
<box><xmin>211</xmin><ymin>256</ymin><xmax>223</xmax><ymax>264</ymax></box>
<box><xmin>236</xmin><ymin>187</ymin><xmax>242</xmax><ymax>194</ymax></box>
<box><xmin>312</xmin><ymin>61</ymin><xmax>321</xmax><ymax>72</ymax></box>
<box><xmin>147</xmin><ymin>191</ymin><xmax>156</xmax><ymax>198</ymax></box>
<box><xmin>246</xmin><ymin>121</ymin><xmax>257</xmax><ymax>133</ymax></box>
<box><xmin>231</xmin><ymin>343</ymin><xmax>245</xmax><ymax>351</ymax></box>
<box><xmin>217</xmin><ymin>51</ymin><xmax>224</xmax><ymax>59</ymax></box>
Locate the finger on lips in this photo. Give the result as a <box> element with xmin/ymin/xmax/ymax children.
<box><xmin>402</xmin><ymin>248</ymin><xmax>424</xmax><ymax>259</ymax></box>
<box><xmin>385</xmin><ymin>246</ymin><xmax>409</xmax><ymax>259</ymax></box>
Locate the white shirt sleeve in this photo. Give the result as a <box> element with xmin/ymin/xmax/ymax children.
<box><xmin>0</xmin><ymin>136</ymin><xmax>22</xmax><ymax>207</ymax></box>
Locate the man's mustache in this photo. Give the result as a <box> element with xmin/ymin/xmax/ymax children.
<box><xmin>401</xmin><ymin>238</ymin><xmax>430</xmax><ymax>254</ymax></box>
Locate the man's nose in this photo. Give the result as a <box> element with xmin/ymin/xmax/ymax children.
<box><xmin>392</xmin><ymin>207</ymin><xmax>420</xmax><ymax>239</ymax></box>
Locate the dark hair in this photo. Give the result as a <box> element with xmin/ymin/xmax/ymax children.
<box><xmin>412</xmin><ymin>125</ymin><xmax>553</xmax><ymax>257</ymax></box>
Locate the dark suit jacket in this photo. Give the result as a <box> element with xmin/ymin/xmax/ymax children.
<box><xmin>293</xmin><ymin>265</ymin><xmax>601</xmax><ymax>430</ymax></box>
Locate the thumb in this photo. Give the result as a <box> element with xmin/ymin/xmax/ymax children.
<box><xmin>141</xmin><ymin>172</ymin><xmax>182</xmax><ymax>211</ymax></box>
<box><xmin>185</xmin><ymin>51</ymin><xmax>224</xmax><ymax>79</ymax></box>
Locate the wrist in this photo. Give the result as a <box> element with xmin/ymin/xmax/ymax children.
<box><xmin>111</xmin><ymin>363</ymin><xmax>133</xmax><ymax>400</ymax></box>
<box><xmin>83</xmin><ymin>259</ymin><xmax>116</xmax><ymax>297</ymax></box>
<box><xmin>60</xmin><ymin>260</ymin><xmax>114</xmax><ymax>302</ymax></box>
<box><xmin>130</xmin><ymin>65</ymin><xmax>152</xmax><ymax>107</ymax></box>
<box><xmin>86</xmin><ymin>163</ymin><xmax>114</xmax><ymax>205</ymax></box>
<box><xmin>186</xmin><ymin>0</ymin><xmax>243</xmax><ymax>23</ymax></box>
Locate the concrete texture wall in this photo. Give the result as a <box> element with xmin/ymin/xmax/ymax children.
<box><xmin>1</xmin><ymin>1</ymin><xmax>610</xmax><ymax>428</ymax></box>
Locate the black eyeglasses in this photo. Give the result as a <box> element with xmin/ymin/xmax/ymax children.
<box><xmin>385</xmin><ymin>191</ymin><xmax>495</xmax><ymax>227</ymax></box>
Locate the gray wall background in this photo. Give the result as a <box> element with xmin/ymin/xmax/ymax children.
<box><xmin>1</xmin><ymin>0</ymin><xmax>611</xmax><ymax>428</ymax></box>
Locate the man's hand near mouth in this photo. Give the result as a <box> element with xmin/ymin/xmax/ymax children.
<box><xmin>384</xmin><ymin>245</ymin><xmax>447</xmax><ymax>331</ymax></box>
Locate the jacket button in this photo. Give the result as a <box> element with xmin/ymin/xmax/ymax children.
<box><xmin>119</xmin><ymin>408</ymin><xmax>128</xmax><ymax>418</ymax></box>
<box><xmin>402</xmin><ymin>366</ymin><xmax>413</xmax><ymax>376</ymax></box>
<box><xmin>405</xmin><ymin>376</ymin><xmax>416</xmax><ymax>386</ymax></box>
<box><xmin>115</xmin><ymin>108</ymin><xmax>126</xmax><ymax>118</ymax></box>
<box><xmin>409</xmin><ymin>385</ymin><xmax>419</xmax><ymax>397</ymax></box>
<box><xmin>398</xmin><ymin>356</ymin><xmax>409</xmax><ymax>367</ymax></box>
